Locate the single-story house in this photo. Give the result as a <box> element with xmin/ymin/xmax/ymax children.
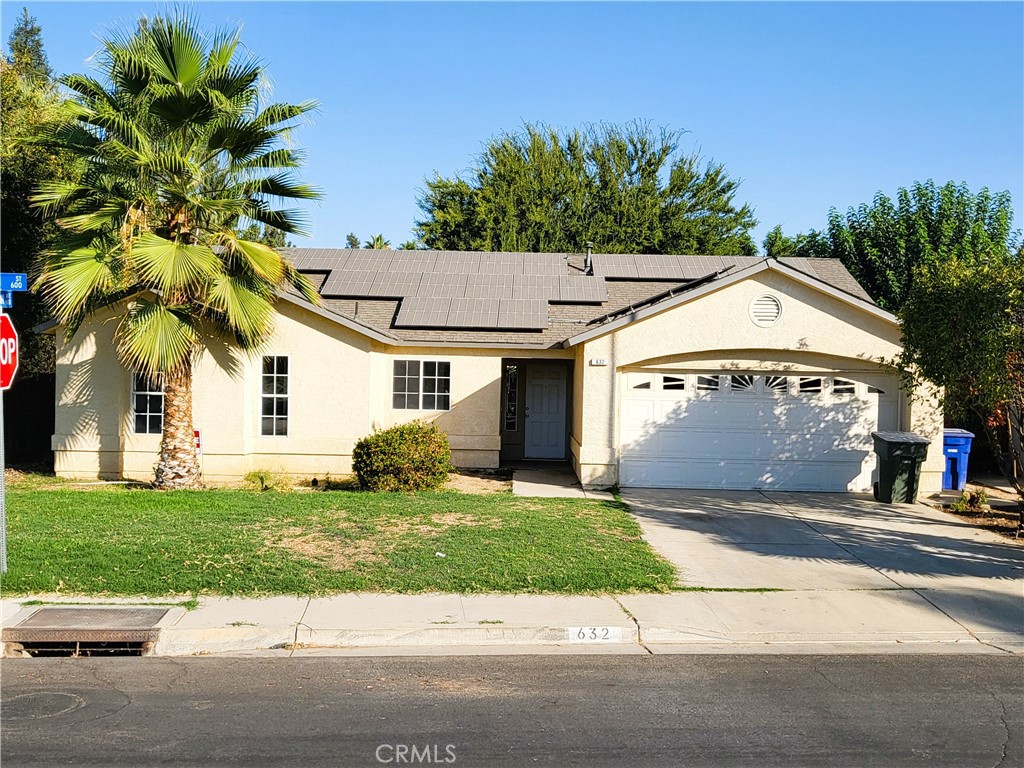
<box><xmin>45</xmin><ymin>249</ymin><xmax>944</xmax><ymax>495</ymax></box>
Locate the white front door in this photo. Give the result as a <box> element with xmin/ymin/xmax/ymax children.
<box><xmin>525</xmin><ymin>364</ymin><xmax>567</xmax><ymax>459</ymax></box>
<box><xmin>619</xmin><ymin>371</ymin><xmax>899</xmax><ymax>491</ymax></box>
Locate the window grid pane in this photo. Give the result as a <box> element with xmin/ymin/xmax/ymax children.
<box><xmin>393</xmin><ymin>359</ymin><xmax>451</xmax><ymax>411</ymax></box>
<box><xmin>132</xmin><ymin>374</ymin><xmax>164</xmax><ymax>434</ymax></box>
<box><xmin>261</xmin><ymin>356</ymin><xmax>289</xmax><ymax>435</ymax></box>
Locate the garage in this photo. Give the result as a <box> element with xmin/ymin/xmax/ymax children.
<box><xmin>619</xmin><ymin>370</ymin><xmax>899</xmax><ymax>491</ymax></box>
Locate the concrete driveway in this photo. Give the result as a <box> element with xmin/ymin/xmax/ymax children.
<box><xmin>619</xmin><ymin>489</ymin><xmax>1024</xmax><ymax>649</ymax></box>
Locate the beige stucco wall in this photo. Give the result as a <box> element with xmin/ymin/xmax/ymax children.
<box><xmin>573</xmin><ymin>269</ymin><xmax>944</xmax><ymax>496</ymax></box>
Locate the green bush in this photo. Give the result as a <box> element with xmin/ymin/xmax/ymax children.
<box><xmin>352</xmin><ymin>421</ymin><xmax>454</xmax><ymax>492</ymax></box>
<box><xmin>244</xmin><ymin>469</ymin><xmax>282</xmax><ymax>492</ymax></box>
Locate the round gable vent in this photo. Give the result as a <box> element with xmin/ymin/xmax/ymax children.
<box><xmin>749</xmin><ymin>294</ymin><xmax>782</xmax><ymax>327</ymax></box>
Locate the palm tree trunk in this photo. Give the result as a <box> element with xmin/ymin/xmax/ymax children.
<box><xmin>154</xmin><ymin>359</ymin><xmax>201</xmax><ymax>489</ymax></box>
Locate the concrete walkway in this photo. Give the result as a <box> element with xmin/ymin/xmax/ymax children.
<box><xmin>512</xmin><ymin>468</ymin><xmax>615</xmax><ymax>501</ymax></box>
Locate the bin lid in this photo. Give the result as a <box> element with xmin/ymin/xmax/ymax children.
<box><xmin>943</xmin><ymin>428</ymin><xmax>974</xmax><ymax>438</ymax></box>
<box><xmin>871</xmin><ymin>431</ymin><xmax>931</xmax><ymax>444</ymax></box>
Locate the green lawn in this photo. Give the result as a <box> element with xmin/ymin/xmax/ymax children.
<box><xmin>0</xmin><ymin>483</ymin><xmax>675</xmax><ymax>596</ymax></box>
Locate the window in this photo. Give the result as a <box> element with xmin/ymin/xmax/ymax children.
<box><xmin>662</xmin><ymin>375</ymin><xmax>686</xmax><ymax>391</ymax></box>
<box><xmin>393</xmin><ymin>360</ymin><xmax>451</xmax><ymax>410</ymax></box>
<box><xmin>696</xmin><ymin>375</ymin><xmax>720</xmax><ymax>392</ymax></box>
<box><xmin>832</xmin><ymin>378</ymin><xmax>856</xmax><ymax>395</ymax></box>
<box><xmin>132</xmin><ymin>374</ymin><xmax>163</xmax><ymax>434</ymax></box>
<box><xmin>730</xmin><ymin>374</ymin><xmax>756</xmax><ymax>393</ymax></box>
<box><xmin>798</xmin><ymin>377</ymin><xmax>824</xmax><ymax>394</ymax></box>
<box><xmin>867</xmin><ymin>385</ymin><xmax>886</xmax><ymax>395</ymax></box>
<box><xmin>632</xmin><ymin>381</ymin><xmax>652</xmax><ymax>390</ymax></box>
<box><xmin>261</xmin><ymin>356</ymin><xmax>288</xmax><ymax>436</ymax></box>
<box><xmin>504</xmin><ymin>364</ymin><xmax>518</xmax><ymax>430</ymax></box>
<box><xmin>765</xmin><ymin>375</ymin><xmax>789</xmax><ymax>395</ymax></box>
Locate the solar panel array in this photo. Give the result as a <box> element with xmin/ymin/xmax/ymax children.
<box><xmin>283</xmin><ymin>248</ymin><xmax>752</xmax><ymax>331</ymax></box>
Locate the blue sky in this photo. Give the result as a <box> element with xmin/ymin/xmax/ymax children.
<box><xmin>3</xmin><ymin>1</ymin><xmax>1022</xmax><ymax>250</ymax></box>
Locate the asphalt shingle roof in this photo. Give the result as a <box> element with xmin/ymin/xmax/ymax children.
<box><xmin>282</xmin><ymin>248</ymin><xmax>876</xmax><ymax>348</ymax></box>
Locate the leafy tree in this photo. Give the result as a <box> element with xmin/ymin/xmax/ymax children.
<box><xmin>7</xmin><ymin>7</ymin><xmax>50</xmax><ymax>82</ymax></box>
<box><xmin>768</xmin><ymin>181</ymin><xmax>1019</xmax><ymax>310</ymax></box>
<box><xmin>237</xmin><ymin>222</ymin><xmax>291</xmax><ymax>249</ymax></box>
<box><xmin>363</xmin><ymin>234</ymin><xmax>390</xmax><ymax>249</ymax></box>
<box><xmin>415</xmin><ymin>122</ymin><xmax>757</xmax><ymax>256</ymax></box>
<box><xmin>31</xmin><ymin>12</ymin><xmax>320</xmax><ymax>488</ymax></box>
<box><xmin>898</xmin><ymin>254</ymin><xmax>1024</xmax><ymax>526</ymax></box>
<box><xmin>1</xmin><ymin>13</ymin><xmax>78</xmax><ymax>377</ymax></box>
<box><xmin>345</xmin><ymin>232</ymin><xmax>360</xmax><ymax>249</ymax></box>
<box><xmin>761</xmin><ymin>225</ymin><xmax>828</xmax><ymax>260</ymax></box>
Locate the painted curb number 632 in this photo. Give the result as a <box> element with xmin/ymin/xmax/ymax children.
<box><xmin>567</xmin><ymin>626</ymin><xmax>623</xmax><ymax>643</ymax></box>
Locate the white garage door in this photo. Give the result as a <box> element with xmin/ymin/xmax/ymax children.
<box><xmin>619</xmin><ymin>371</ymin><xmax>899</xmax><ymax>491</ymax></box>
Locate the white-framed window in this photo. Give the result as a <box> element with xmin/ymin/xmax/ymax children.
<box><xmin>261</xmin><ymin>356</ymin><xmax>289</xmax><ymax>436</ymax></box>
<box><xmin>832</xmin><ymin>378</ymin><xmax>856</xmax><ymax>395</ymax></box>
<box><xmin>696</xmin><ymin>374</ymin><xmax>720</xmax><ymax>392</ymax></box>
<box><xmin>132</xmin><ymin>374</ymin><xmax>163</xmax><ymax>434</ymax></box>
<box><xmin>798</xmin><ymin>376</ymin><xmax>824</xmax><ymax>394</ymax></box>
<box><xmin>393</xmin><ymin>360</ymin><xmax>451</xmax><ymax>410</ymax></box>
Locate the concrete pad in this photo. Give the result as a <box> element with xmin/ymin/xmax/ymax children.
<box><xmin>1</xmin><ymin>601</ymin><xmax>25</xmax><ymax>627</ymax></box>
<box><xmin>512</xmin><ymin>469</ymin><xmax>587</xmax><ymax>498</ymax></box>
<box><xmin>664</xmin><ymin>541</ymin><xmax>896</xmax><ymax>590</ymax></box>
<box><xmin>459</xmin><ymin>594</ymin><xmax>629</xmax><ymax>626</ymax></box>
<box><xmin>301</xmin><ymin>594</ymin><xmax>466</xmax><ymax>629</ymax></box>
<box><xmin>170</xmin><ymin>596</ymin><xmax>309</xmax><ymax>629</ymax></box>
<box><xmin>617</xmin><ymin>593</ymin><xmax>731</xmax><ymax>643</ymax></box>
<box><xmin>155</xmin><ymin>627</ymin><xmax>296</xmax><ymax>656</ymax></box>
<box><xmin>695</xmin><ymin>590</ymin><xmax>973</xmax><ymax>643</ymax></box>
<box><xmin>913</xmin><ymin>585</ymin><xmax>1024</xmax><ymax>639</ymax></box>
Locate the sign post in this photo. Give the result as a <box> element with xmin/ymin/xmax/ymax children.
<box><xmin>0</xmin><ymin>278</ymin><xmax>26</xmax><ymax>575</ymax></box>
<box><xmin>0</xmin><ymin>313</ymin><xmax>16</xmax><ymax>574</ymax></box>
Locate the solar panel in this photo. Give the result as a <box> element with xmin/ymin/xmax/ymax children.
<box><xmin>466</xmin><ymin>273</ymin><xmax>514</xmax><ymax>299</ymax></box>
<box><xmin>522</xmin><ymin>253</ymin><xmax>568</xmax><ymax>275</ymax></box>
<box><xmin>370</xmin><ymin>272</ymin><xmax>424</xmax><ymax>297</ymax></box>
<box><xmin>389</xmin><ymin>252</ymin><xmax>438</xmax><ymax>272</ymax></box>
<box><xmin>446</xmin><ymin>298</ymin><xmax>499</xmax><ymax>328</ymax></box>
<box><xmin>557</xmin><ymin>276</ymin><xmax>607</xmax><ymax>302</ymax></box>
<box><xmin>432</xmin><ymin>251</ymin><xmax>481</xmax><ymax>273</ymax></box>
<box><xmin>478</xmin><ymin>252</ymin><xmax>525</xmax><ymax>274</ymax></box>
<box><xmin>345</xmin><ymin>252</ymin><xmax>394</xmax><ymax>272</ymax></box>
<box><xmin>512</xmin><ymin>274</ymin><xmax>561</xmax><ymax>300</ymax></box>
<box><xmin>415</xmin><ymin>272</ymin><xmax>469</xmax><ymax>298</ymax></box>
<box><xmin>395</xmin><ymin>297</ymin><xmax>452</xmax><ymax>327</ymax></box>
<box><xmin>590</xmin><ymin>254</ymin><xmax>638</xmax><ymax>278</ymax></box>
<box><xmin>497</xmin><ymin>299</ymin><xmax>548</xmax><ymax>329</ymax></box>
<box><xmin>320</xmin><ymin>270</ymin><xmax>379</xmax><ymax>296</ymax></box>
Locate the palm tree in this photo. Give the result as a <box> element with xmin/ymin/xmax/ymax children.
<box><xmin>363</xmin><ymin>234</ymin><xmax>391</xmax><ymax>249</ymax></box>
<box><xmin>31</xmin><ymin>13</ymin><xmax>321</xmax><ymax>488</ymax></box>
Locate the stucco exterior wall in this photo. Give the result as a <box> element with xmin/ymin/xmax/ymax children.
<box><xmin>573</xmin><ymin>269</ymin><xmax>944</xmax><ymax>496</ymax></box>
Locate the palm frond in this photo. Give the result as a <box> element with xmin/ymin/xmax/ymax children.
<box><xmin>205</xmin><ymin>272</ymin><xmax>275</xmax><ymax>344</ymax></box>
<box><xmin>116</xmin><ymin>297</ymin><xmax>198</xmax><ymax>378</ymax></box>
<box><xmin>37</xmin><ymin>243</ymin><xmax>119</xmax><ymax>323</ymax></box>
<box><xmin>131</xmin><ymin>232</ymin><xmax>220</xmax><ymax>292</ymax></box>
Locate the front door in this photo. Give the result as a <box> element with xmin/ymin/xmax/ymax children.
<box><xmin>525</xmin><ymin>364</ymin><xmax>567</xmax><ymax>459</ymax></box>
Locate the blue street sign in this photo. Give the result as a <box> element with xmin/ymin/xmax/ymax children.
<box><xmin>0</xmin><ymin>274</ymin><xmax>28</xmax><ymax>292</ymax></box>
<box><xmin>0</xmin><ymin>292</ymin><xmax>11</xmax><ymax>309</ymax></box>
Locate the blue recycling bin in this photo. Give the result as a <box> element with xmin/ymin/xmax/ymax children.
<box><xmin>942</xmin><ymin>429</ymin><xmax>974</xmax><ymax>491</ymax></box>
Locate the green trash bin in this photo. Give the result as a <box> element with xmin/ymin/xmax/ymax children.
<box><xmin>871</xmin><ymin>431</ymin><xmax>931</xmax><ymax>503</ymax></box>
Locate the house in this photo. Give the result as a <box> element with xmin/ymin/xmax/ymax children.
<box><xmin>45</xmin><ymin>249</ymin><xmax>945</xmax><ymax>495</ymax></box>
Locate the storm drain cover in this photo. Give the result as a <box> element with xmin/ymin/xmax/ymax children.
<box><xmin>2</xmin><ymin>607</ymin><xmax>170</xmax><ymax>643</ymax></box>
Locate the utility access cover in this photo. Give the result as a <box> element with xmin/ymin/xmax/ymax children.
<box><xmin>2</xmin><ymin>607</ymin><xmax>170</xmax><ymax>643</ymax></box>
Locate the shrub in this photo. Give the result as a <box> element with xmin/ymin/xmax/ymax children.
<box><xmin>244</xmin><ymin>469</ymin><xmax>282</xmax><ymax>492</ymax></box>
<box><xmin>352</xmin><ymin>421</ymin><xmax>454</xmax><ymax>492</ymax></box>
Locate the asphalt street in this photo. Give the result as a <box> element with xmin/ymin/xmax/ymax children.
<box><xmin>2</xmin><ymin>655</ymin><xmax>1020</xmax><ymax>768</ymax></box>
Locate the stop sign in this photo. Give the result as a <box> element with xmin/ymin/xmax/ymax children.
<box><xmin>0</xmin><ymin>314</ymin><xmax>18</xmax><ymax>390</ymax></box>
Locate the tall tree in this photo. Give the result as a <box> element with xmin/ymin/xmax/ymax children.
<box><xmin>1</xmin><ymin>13</ymin><xmax>77</xmax><ymax>377</ymax></box>
<box><xmin>7</xmin><ymin>7</ymin><xmax>50</xmax><ymax>82</ymax></box>
<box><xmin>345</xmin><ymin>231</ymin><xmax>360</xmax><ymax>249</ymax></box>
<box><xmin>415</xmin><ymin>122</ymin><xmax>757</xmax><ymax>256</ymax></box>
<box><xmin>31</xmin><ymin>12</ymin><xmax>321</xmax><ymax>488</ymax></box>
<box><xmin>768</xmin><ymin>181</ymin><xmax>1019</xmax><ymax>310</ymax></box>
<box><xmin>898</xmin><ymin>253</ymin><xmax>1024</xmax><ymax>526</ymax></box>
<box><xmin>363</xmin><ymin>234</ymin><xmax>390</xmax><ymax>249</ymax></box>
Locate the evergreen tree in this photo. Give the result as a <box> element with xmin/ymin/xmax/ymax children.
<box><xmin>345</xmin><ymin>232</ymin><xmax>360</xmax><ymax>249</ymax></box>
<box><xmin>6</xmin><ymin>7</ymin><xmax>50</xmax><ymax>82</ymax></box>
<box><xmin>416</xmin><ymin>122</ymin><xmax>757</xmax><ymax>256</ymax></box>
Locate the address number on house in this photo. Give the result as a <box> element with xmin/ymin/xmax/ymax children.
<box><xmin>567</xmin><ymin>626</ymin><xmax>623</xmax><ymax>643</ymax></box>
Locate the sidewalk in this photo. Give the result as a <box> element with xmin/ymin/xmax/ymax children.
<box><xmin>3</xmin><ymin>587</ymin><xmax>1021</xmax><ymax>657</ymax></box>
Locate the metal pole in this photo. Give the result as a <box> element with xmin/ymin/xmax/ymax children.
<box><xmin>0</xmin><ymin>326</ymin><xmax>6</xmax><ymax>574</ymax></box>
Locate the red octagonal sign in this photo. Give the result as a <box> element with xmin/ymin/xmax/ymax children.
<box><xmin>0</xmin><ymin>314</ymin><xmax>18</xmax><ymax>390</ymax></box>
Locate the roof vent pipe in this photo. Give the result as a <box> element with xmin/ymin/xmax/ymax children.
<box><xmin>585</xmin><ymin>242</ymin><xmax>594</xmax><ymax>274</ymax></box>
